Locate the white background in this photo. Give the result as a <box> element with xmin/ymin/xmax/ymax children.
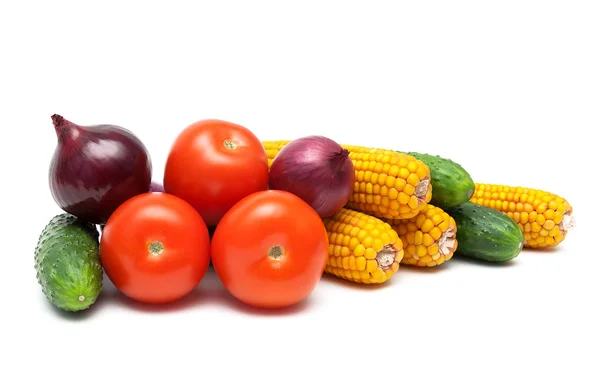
<box><xmin>1</xmin><ymin>1</ymin><xmax>598</xmax><ymax>373</ymax></box>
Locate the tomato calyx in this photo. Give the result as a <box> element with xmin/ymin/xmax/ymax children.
<box><xmin>148</xmin><ymin>240</ymin><xmax>165</xmax><ymax>256</ymax></box>
<box><xmin>223</xmin><ymin>139</ymin><xmax>237</xmax><ymax>150</ymax></box>
<box><xmin>268</xmin><ymin>245</ymin><xmax>285</xmax><ymax>261</ymax></box>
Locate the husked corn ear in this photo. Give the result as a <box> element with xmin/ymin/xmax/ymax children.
<box><xmin>470</xmin><ymin>183</ymin><xmax>575</xmax><ymax>249</ymax></box>
<box><xmin>262</xmin><ymin>140</ymin><xmax>433</xmax><ymax>220</ymax></box>
<box><xmin>385</xmin><ymin>204</ymin><xmax>458</xmax><ymax>267</ymax></box>
<box><xmin>323</xmin><ymin>208</ymin><xmax>404</xmax><ymax>284</ymax></box>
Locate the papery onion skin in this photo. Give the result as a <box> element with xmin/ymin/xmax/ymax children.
<box><xmin>49</xmin><ymin>115</ymin><xmax>152</xmax><ymax>224</ymax></box>
<box><xmin>268</xmin><ymin>135</ymin><xmax>355</xmax><ymax>218</ymax></box>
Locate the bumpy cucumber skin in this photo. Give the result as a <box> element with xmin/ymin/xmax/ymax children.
<box><xmin>34</xmin><ymin>214</ymin><xmax>103</xmax><ymax>312</ymax></box>
<box><xmin>447</xmin><ymin>202</ymin><xmax>524</xmax><ymax>262</ymax></box>
<box><xmin>401</xmin><ymin>151</ymin><xmax>475</xmax><ymax>209</ymax></box>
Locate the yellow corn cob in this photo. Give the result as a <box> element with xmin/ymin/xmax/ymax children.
<box><xmin>262</xmin><ymin>140</ymin><xmax>433</xmax><ymax>220</ymax></box>
<box><xmin>470</xmin><ymin>183</ymin><xmax>575</xmax><ymax>249</ymax></box>
<box><xmin>384</xmin><ymin>204</ymin><xmax>458</xmax><ymax>267</ymax></box>
<box><xmin>323</xmin><ymin>208</ymin><xmax>404</xmax><ymax>284</ymax></box>
<box><xmin>263</xmin><ymin>140</ymin><xmax>287</xmax><ymax>169</ymax></box>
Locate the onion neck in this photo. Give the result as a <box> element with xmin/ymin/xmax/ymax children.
<box><xmin>329</xmin><ymin>148</ymin><xmax>350</xmax><ymax>168</ymax></box>
<box><xmin>51</xmin><ymin>114</ymin><xmax>80</xmax><ymax>143</ymax></box>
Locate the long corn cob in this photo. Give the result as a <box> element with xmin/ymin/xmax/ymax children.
<box><xmin>470</xmin><ymin>183</ymin><xmax>575</xmax><ymax>249</ymax></box>
<box><xmin>323</xmin><ymin>208</ymin><xmax>404</xmax><ymax>284</ymax></box>
<box><xmin>385</xmin><ymin>204</ymin><xmax>458</xmax><ymax>267</ymax></box>
<box><xmin>262</xmin><ymin>140</ymin><xmax>433</xmax><ymax>220</ymax></box>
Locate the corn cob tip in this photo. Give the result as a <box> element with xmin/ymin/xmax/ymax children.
<box><xmin>438</xmin><ymin>226</ymin><xmax>457</xmax><ymax>256</ymax></box>
<box><xmin>415</xmin><ymin>175</ymin><xmax>430</xmax><ymax>202</ymax></box>
<box><xmin>374</xmin><ymin>243</ymin><xmax>402</xmax><ymax>271</ymax></box>
<box><xmin>404</xmin><ymin>226</ymin><xmax>456</xmax><ymax>264</ymax></box>
<box><xmin>558</xmin><ymin>211</ymin><xmax>576</xmax><ymax>233</ymax></box>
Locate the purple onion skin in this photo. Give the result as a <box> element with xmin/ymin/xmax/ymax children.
<box><xmin>149</xmin><ymin>181</ymin><xmax>164</xmax><ymax>193</ymax></box>
<box><xmin>268</xmin><ymin>135</ymin><xmax>355</xmax><ymax>218</ymax></box>
<box><xmin>49</xmin><ymin>115</ymin><xmax>152</xmax><ymax>225</ymax></box>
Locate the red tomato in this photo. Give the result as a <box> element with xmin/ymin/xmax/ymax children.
<box><xmin>100</xmin><ymin>192</ymin><xmax>211</xmax><ymax>304</ymax></box>
<box><xmin>163</xmin><ymin>119</ymin><xmax>269</xmax><ymax>227</ymax></box>
<box><xmin>211</xmin><ymin>190</ymin><xmax>329</xmax><ymax>309</ymax></box>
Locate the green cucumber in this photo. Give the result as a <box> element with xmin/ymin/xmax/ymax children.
<box><xmin>34</xmin><ymin>213</ymin><xmax>103</xmax><ymax>312</ymax></box>
<box><xmin>447</xmin><ymin>202</ymin><xmax>524</xmax><ymax>262</ymax></box>
<box><xmin>398</xmin><ymin>151</ymin><xmax>475</xmax><ymax>209</ymax></box>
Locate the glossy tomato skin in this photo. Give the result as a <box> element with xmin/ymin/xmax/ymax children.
<box><xmin>211</xmin><ymin>190</ymin><xmax>329</xmax><ymax>309</ymax></box>
<box><xmin>100</xmin><ymin>192</ymin><xmax>211</xmax><ymax>304</ymax></box>
<box><xmin>163</xmin><ymin>119</ymin><xmax>269</xmax><ymax>227</ymax></box>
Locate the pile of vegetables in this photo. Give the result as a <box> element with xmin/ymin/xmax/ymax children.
<box><xmin>35</xmin><ymin>115</ymin><xmax>576</xmax><ymax>313</ymax></box>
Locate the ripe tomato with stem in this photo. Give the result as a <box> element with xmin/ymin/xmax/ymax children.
<box><xmin>210</xmin><ymin>190</ymin><xmax>329</xmax><ymax>309</ymax></box>
<box><xmin>100</xmin><ymin>192</ymin><xmax>211</xmax><ymax>304</ymax></box>
<box><xmin>163</xmin><ymin>119</ymin><xmax>269</xmax><ymax>227</ymax></box>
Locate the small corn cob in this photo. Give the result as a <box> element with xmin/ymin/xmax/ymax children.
<box><xmin>384</xmin><ymin>204</ymin><xmax>458</xmax><ymax>267</ymax></box>
<box><xmin>470</xmin><ymin>183</ymin><xmax>575</xmax><ymax>249</ymax></box>
<box><xmin>262</xmin><ymin>140</ymin><xmax>433</xmax><ymax>220</ymax></box>
<box><xmin>323</xmin><ymin>208</ymin><xmax>404</xmax><ymax>284</ymax></box>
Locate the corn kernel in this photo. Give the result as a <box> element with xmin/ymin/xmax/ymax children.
<box><xmin>364</xmin><ymin>247</ymin><xmax>376</xmax><ymax>260</ymax></box>
<box><xmin>543</xmin><ymin>220</ymin><xmax>555</xmax><ymax>230</ymax></box>
<box><xmin>408</xmin><ymin>196</ymin><xmax>419</xmax><ymax>210</ymax></box>
<box><xmin>536</xmin><ymin>214</ymin><xmax>546</xmax><ymax>226</ymax></box>
<box><xmin>353</xmin><ymin>244</ymin><xmax>366</xmax><ymax>257</ymax></box>
<box><xmin>356</xmin><ymin>256</ymin><xmax>367</xmax><ymax>270</ymax></box>
<box><xmin>422</xmin><ymin>233</ymin><xmax>434</xmax><ymax>246</ymax></box>
<box><xmin>394</xmin><ymin>178</ymin><xmax>406</xmax><ymax>192</ymax></box>
<box><xmin>399</xmin><ymin>168</ymin><xmax>410</xmax><ymax>180</ymax></box>
<box><xmin>366</xmin><ymin>259</ymin><xmax>378</xmax><ymax>273</ymax></box>
<box><xmin>414</xmin><ymin>230</ymin><xmax>424</xmax><ymax>245</ymax></box>
<box><xmin>333</xmin><ymin>245</ymin><xmax>341</xmax><ymax>257</ymax></box>
<box><xmin>398</xmin><ymin>193</ymin><xmax>410</xmax><ymax>205</ymax></box>
<box><xmin>403</xmin><ymin>183</ymin><xmax>415</xmax><ymax>196</ymax></box>
<box><xmin>341</xmin><ymin>246</ymin><xmax>350</xmax><ymax>257</ymax></box>
<box><xmin>438</xmin><ymin>219</ymin><xmax>449</xmax><ymax>232</ymax></box>
<box><xmin>429</xmin><ymin>227</ymin><xmax>442</xmax><ymax>241</ymax></box>
<box><xmin>427</xmin><ymin>245</ymin><xmax>439</xmax><ymax>255</ymax></box>
<box><xmin>421</xmin><ymin>219</ymin><xmax>434</xmax><ymax>233</ymax></box>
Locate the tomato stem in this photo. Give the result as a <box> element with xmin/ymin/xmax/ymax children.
<box><xmin>148</xmin><ymin>241</ymin><xmax>164</xmax><ymax>256</ymax></box>
<box><xmin>268</xmin><ymin>245</ymin><xmax>285</xmax><ymax>260</ymax></box>
<box><xmin>223</xmin><ymin>139</ymin><xmax>237</xmax><ymax>150</ymax></box>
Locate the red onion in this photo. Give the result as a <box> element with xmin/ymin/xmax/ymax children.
<box><xmin>49</xmin><ymin>114</ymin><xmax>152</xmax><ymax>224</ymax></box>
<box><xmin>149</xmin><ymin>181</ymin><xmax>164</xmax><ymax>193</ymax></box>
<box><xmin>268</xmin><ymin>135</ymin><xmax>355</xmax><ymax>218</ymax></box>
